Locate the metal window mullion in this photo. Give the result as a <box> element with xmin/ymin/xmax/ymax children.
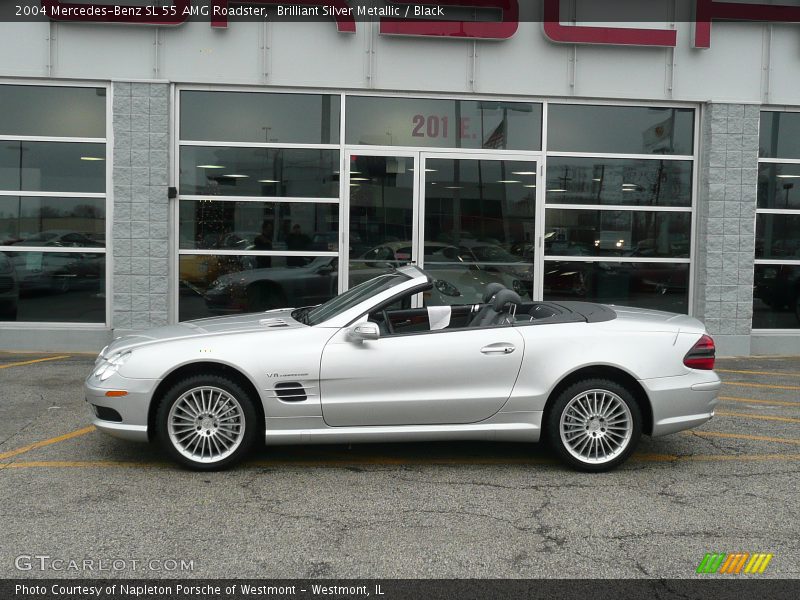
<box><xmin>546</xmin><ymin>151</ymin><xmax>693</xmax><ymax>161</ymax></box>
<box><xmin>754</xmin><ymin>258</ymin><xmax>800</xmax><ymax>265</ymax></box>
<box><xmin>0</xmin><ymin>246</ymin><xmax>107</xmax><ymax>253</ymax></box>
<box><xmin>179</xmin><ymin>140</ymin><xmax>339</xmax><ymax>150</ymax></box>
<box><xmin>343</xmin><ymin>144</ymin><xmax>542</xmax><ymax>157</ymax></box>
<box><xmin>758</xmin><ymin>157</ymin><xmax>800</xmax><ymax>164</ymax></box>
<box><xmin>543</xmin><ymin>256</ymin><xmax>691</xmax><ymax>264</ymax></box>
<box><xmin>0</xmin><ymin>190</ymin><xmax>106</xmax><ymax>198</ymax></box>
<box><xmin>0</xmin><ymin>134</ymin><xmax>106</xmax><ymax>143</ymax></box>
<box><xmin>180</xmin><ymin>196</ymin><xmax>340</xmax><ymax>204</ymax></box>
<box><xmin>755</xmin><ymin>208</ymin><xmax>800</xmax><ymax>215</ymax></box>
<box><xmin>177</xmin><ymin>249</ymin><xmax>337</xmax><ymax>257</ymax></box>
<box><xmin>544</xmin><ymin>203</ymin><xmax>691</xmax><ymax>212</ymax></box>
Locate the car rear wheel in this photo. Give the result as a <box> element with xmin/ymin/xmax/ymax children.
<box><xmin>546</xmin><ymin>378</ymin><xmax>641</xmax><ymax>472</ymax></box>
<box><xmin>155</xmin><ymin>375</ymin><xmax>259</xmax><ymax>471</ymax></box>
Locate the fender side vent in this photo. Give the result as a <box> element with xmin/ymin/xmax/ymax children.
<box><xmin>274</xmin><ymin>382</ymin><xmax>307</xmax><ymax>402</ymax></box>
<box><xmin>260</xmin><ymin>318</ymin><xmax>290</xmax><ymax>328</ymax></box>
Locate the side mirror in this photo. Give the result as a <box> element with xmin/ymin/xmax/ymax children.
<box><xmin>349</xmin><ymin>322</ymin><xmax>380</xmax><ymax>341</ymax></box>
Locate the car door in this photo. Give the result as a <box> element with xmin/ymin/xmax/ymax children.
<box><xmin>319</xmin><ymin>325</ymin><xmax>525</xmax><ymax>426</ymax></box>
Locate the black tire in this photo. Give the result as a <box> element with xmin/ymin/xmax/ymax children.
<box><xmin>545</xmin><ymin>378</ymin><xmax>642</xmax><ymax>473</ymax></box>
<box><xmin>155</xmin><ymin>374</ymin><xmax>260</xmax><ymax>471</ymax></box>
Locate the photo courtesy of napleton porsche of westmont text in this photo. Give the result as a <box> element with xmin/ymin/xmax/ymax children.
<box><xmin>0</xmin><ymin>1</ymin><xmax>799</xmax><ymax>599</ymax></box>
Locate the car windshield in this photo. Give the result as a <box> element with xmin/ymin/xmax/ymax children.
<box><xmin>298</xmin><ymin>273</ymin><xmax>410</xmax><ymax>326</ymax></box>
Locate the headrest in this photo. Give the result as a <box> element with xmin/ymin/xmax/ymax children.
<box><xmin>492</xmin><ymin>289</ymin><xmax>522</xmax><ymax>311</ymax></box>
<box><xmin>483</xmin><ymin>282</ymin><xmax>506</xmax><ymax>303</ymax></box>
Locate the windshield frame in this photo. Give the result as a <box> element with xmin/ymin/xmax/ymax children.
<box><xmin>298</xmin><ymin>271</ymin><xmax>413</xmax><ymax>327</ymax></box>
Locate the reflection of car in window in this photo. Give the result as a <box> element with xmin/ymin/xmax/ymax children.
<box><xmin>755</xmin><ymin>265</ymin><xmax>800</xmax><ymax>324</ymax></box>
<box><xmin>0</xmin><ymin>252</ymin><xmax>19</xmax><ymax>320</ymax></box>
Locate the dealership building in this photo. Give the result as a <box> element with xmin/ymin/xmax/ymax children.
<box><xmin>0</xmin><ymin>1</ymin><xmax>799</xmax><ymax>356</ymax></box>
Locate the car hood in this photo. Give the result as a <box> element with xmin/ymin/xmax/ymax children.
<box><xmin>102</xmin><ymin>308</ymin><xmax>301</xmax><ymax>356</ymax></box>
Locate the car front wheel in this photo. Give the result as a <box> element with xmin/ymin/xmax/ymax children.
<box><xmin>155</xmin><ymin>375</ymin><xmax>259</xmax><ymax>471</ymax></box>
<box><xmin>546</xmin><ymin>378</ymin><xmax>641</xmax><ymax>472</ymax></box>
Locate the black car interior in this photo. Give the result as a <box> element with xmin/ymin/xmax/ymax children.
<box><xmin>367</xmin><ymin>283</ymin><xmax>616</xmax><ymax>336</ymax></box>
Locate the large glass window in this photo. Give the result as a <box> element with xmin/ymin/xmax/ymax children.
<box><xmin>178</xmin><ymin>90</ymin><xmax>340</xmax><ymax>321</ymax></box>
<box><xmin>545</xmin><ymin>158</ymin><xmax>692</xmax><ymax>207</ymax></box>
<box><xmin>346</xmin><ymin>96</ymin><xmax>542</xmax><ymax>151</ymax></box>
<box><xmin>423</xmin><ymin>158</ymin><xmax>537</xmax><ymax>303</ymax></box>
<box><xmin>0</xmin><ymin>85</ymin><xmax>106</xmax><ymax>138</ymax></box>
<box><xmin>548</xmin><ymin>105</ymin><xmax>694</xmax><ymax>155</ymax></box>
<box><xmin>181</xmin><ymin>91</ymin><xmax>339</xmax><ymax>144</ymax></box>
<box><xmin>755</xmin><ymin>110</ymin><xmax>800</xmax><ymax>329</ymax></box>
<box><xmin>179</xmin><ymin>147</ymin><xmax>339</xmax><ymax>198</ymax></box>
<box><xmin>545</xmin><ymin>104</ymin><xmax>694</xmax><ymax>311</ymax></box>
<box><xmin>0</xmin><ymin>85</ymin><xmax>107</xmax><ymax>324</ymax></box>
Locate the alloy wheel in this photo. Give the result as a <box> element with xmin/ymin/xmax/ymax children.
<box><xmin>167</xmin><ymin>386</ymin><xmax>246</xmax><ymax>464</ymax></box>
<box><xmin>559</xmin><ymin>389</ymin><xmax>633</xmax><ymax>465</ymax></box>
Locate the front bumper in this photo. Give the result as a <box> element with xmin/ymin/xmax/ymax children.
<box><xmin>85</xmin><ymin>375</ymin><xmax>159</xmax><ymax>442</ymax></box>
<box><xmin>642</xmin><ymin>370</ymin><xmax>721</xmax><ymax>437</ymax></box>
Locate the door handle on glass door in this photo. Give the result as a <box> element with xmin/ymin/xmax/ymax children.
<box><xmin>480</xmin><ymin>343</ymin><xmax>515</xmax><ymax>355</ymax></box>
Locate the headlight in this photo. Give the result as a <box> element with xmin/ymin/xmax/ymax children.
<box><xmin>92</xmin><ymin>351</ymin><xmax>132</xmax><ymax>381</ymax></box>
<box><xmin>209</xmin><ymin>279</ymin><xmax>231</xmax><ymax>291</ymax></box>
<box><xmin>434</xmin><ymin>279</ymin><xmax>461</xmax><ymax>297</ymax></box>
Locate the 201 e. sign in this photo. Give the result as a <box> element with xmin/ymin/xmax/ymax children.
<box><xmin>411</xmin><ymin>115</ymin><xmax>475</xmax><ymax>140</ymax></box>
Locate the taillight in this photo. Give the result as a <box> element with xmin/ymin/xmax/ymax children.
<box><xmin>684</xmin><ymin>334</ymin><xmax>716</xmax><ymax>370</ymax></box>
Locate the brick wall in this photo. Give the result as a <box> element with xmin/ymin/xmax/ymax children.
<box><xmin>111</xmin><ymin>82</ymin><xmax>170</xmax><ymax>333</ymax></box>
<box><xmin>694</xmin><ymin>103</ymin><xmax>759</xmax><ymax>355</ymax></box>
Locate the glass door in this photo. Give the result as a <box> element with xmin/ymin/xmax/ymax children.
<box><xmin>342</xmin><ymin>150</ymin><xmax>419</xmax><ymax>293</ymax></box>
<box><xmin>419</xmin><ymin>153</ymin><xmax>539</xmax><ymax>305</ymax></box>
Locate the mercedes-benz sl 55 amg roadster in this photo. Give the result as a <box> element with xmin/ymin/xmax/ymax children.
<box><xmin>86</xmin><ymin>266</ymin><xmax>720</xmax><ymax>472</ymax></box>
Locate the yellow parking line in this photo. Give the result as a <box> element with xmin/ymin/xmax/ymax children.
<box><xmin>0</xmin><ymin>426</ymin><xmax>95</xmax><ymax>461</ymax></box>
<box><xmin>1</xmin><ymin>460</ymin><xmax>161</xmax><ymax>469</ymax></box>
<box><xmin>717</xmin><ymin>368</ymin><xmax>800</xmax><ymax>377</ymax></box>
<box><xmin>0</xmin><ymin>355</ymin><xmax>71</xmax><ymax>370</ymax></box>
<box><xmin>716</xmin><ymin>411</ymin><xmax>800</xmax><ymax>424</ymax></box>
<box><xmin>720</xmin><ymin>395</ymin><xmax>800</xmax><ymax>408</ymax></box>
<box><xmin>634</xmin><ymin>453</ymin><xmax>800</xmax><ymax>463</ymax></box>
<box><xmin>3</xmin><ymin>453</ymin><xmax>800</xmax><ymax>471</ymax></box>
<box><xmin>685</xmin><ymin>430</ymin><xmax>800</xmax><ymax>445</ymax></box>
<box><xmin>722</xmin><ymin>381</ymin><xmax>800</xmax><ymax>391</ymax></box>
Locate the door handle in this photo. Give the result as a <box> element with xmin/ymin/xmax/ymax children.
<box><xmin>481</xmin><ymin>343</ymin><xmax>516</xmax><ymax>355</ymax></box>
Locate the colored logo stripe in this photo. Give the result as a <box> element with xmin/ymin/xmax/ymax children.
<box><xmin>719</xmin><ymin>553</ymin><xmax>749</xmax><ymax>574</ymax></box>
<box><xmin>745</xmin><ymin>553</ymin><xmax>774</xmax><ymax>574</ymax></box>
<box><xmin>697</xmin><ymin>552</ymin><xmax>773</xmax><ymax>574</ymax></box>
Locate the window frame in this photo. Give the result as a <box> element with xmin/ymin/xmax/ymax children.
<box><xmin>0</xmin><ymin>79</ymin><xmax>110</xmax><ymax>329</ymax></box>
<box><xmin>753</xmin><ymin>107</ymin><xmax>800</xmax><ymax>332</ymax></box>
<box><xmin>174</xmin><ymin>86</ymin><xmax>344</xmax><ymax>323</ymax></box>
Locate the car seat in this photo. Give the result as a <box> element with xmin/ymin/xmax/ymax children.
<box><xmin>470</xmin><ymin>289</ymin><xmax>522</xmax><ymax>327</ymax></box>
<box><xmin>468</xmin><ymin>283</ymin><xmax>508</xmax><ymax>327</ymax></box>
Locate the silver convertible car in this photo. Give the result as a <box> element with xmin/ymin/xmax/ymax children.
<box><xmin>86</xmin><ymin>266</ymin><xmax>720</xmax><ymax>472</ymax></box>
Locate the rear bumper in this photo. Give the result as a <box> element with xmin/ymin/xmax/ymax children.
<box><xmin>641</xmin><ymin>371</ymin><xmax>721</xmax><ymax>437</ymax></box>
<box><xmin>84</xmin><ymin>375</ymin><xmax>158</xmax><ymax>443</ymax></box>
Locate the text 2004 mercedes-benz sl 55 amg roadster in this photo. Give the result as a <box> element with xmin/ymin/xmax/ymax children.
<box><xmin>86</xmin><ymin>266</ymin><xmax>720</xmax><ymax>472</ymax></box>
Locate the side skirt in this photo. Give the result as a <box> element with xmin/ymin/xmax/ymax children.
<box><xmin>264</xmin><ymin>411</ymin><xmax>542</xmax><ymax>445</ymax></box>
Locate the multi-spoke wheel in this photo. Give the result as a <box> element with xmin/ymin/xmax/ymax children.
<box><xmin>156</xmin><ymin>375</ymin><xmax>259</xmax><ymax>470</ymax></box>
<box><xmin>546</xmin><ymin>378</ymin><xmax>641</xmax><ymax>472</ymax></box>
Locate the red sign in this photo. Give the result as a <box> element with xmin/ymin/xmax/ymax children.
<box><xmin>380</xmin><ymin>0</ymin><xmax>517</xmax><ymax>40</ymax></box>
<box><xmin>40</xmin><ymin>0</ymin><xmax>800</xmax><ymax>48</ymax></box>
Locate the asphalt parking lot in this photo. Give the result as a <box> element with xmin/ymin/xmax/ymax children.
<box><xmin>0</xmin><ymin>352</ymin><xmax>798</xmax><ymax>579</ymax></box>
